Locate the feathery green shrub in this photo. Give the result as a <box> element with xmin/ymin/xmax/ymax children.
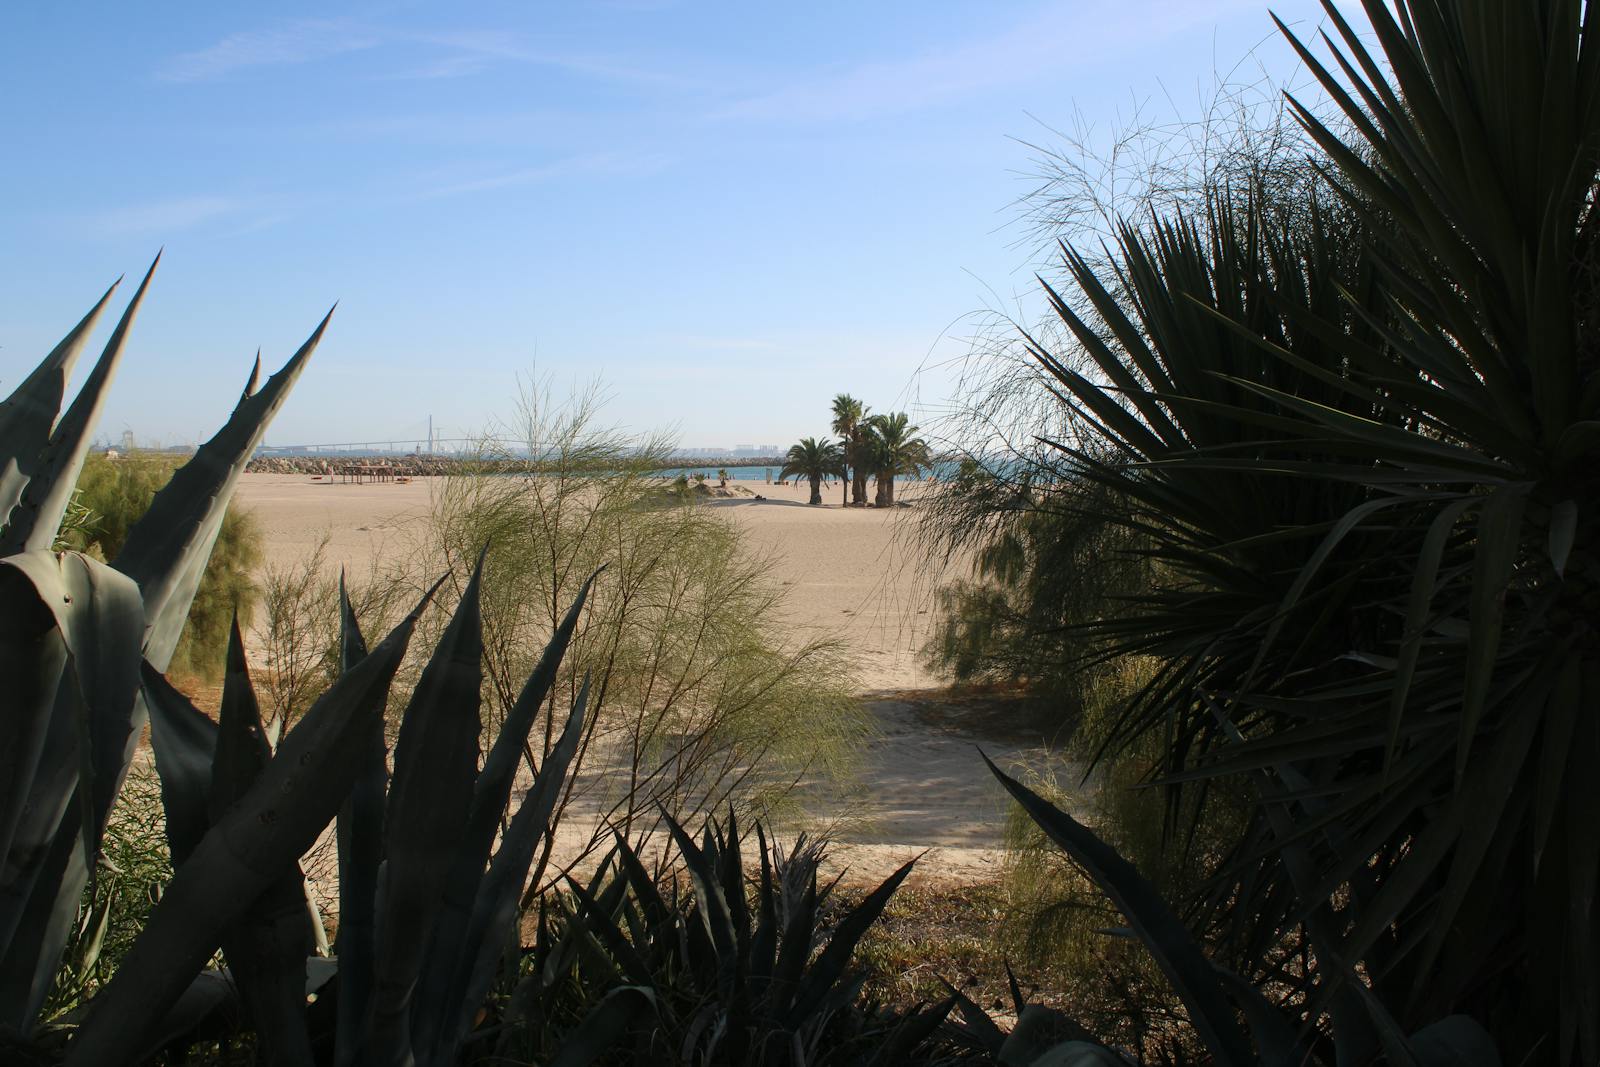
<box><xmin>60</xmin><ymin>452</ymin><xmax>263</xmax><ymax>682</ymax></box>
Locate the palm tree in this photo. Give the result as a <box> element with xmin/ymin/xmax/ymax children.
<box><xmin>829</xmin><ymin>394</ymin><xmax>868</xmax><ymax>506</ymax></box>
<box><xmin>863</xmin><ymin>412</ymin><xmax>929</xmax><ymax>507</ymax></box>
<box><xmin>779</xmin><ymin>437</ymin><xmax>842</xmax><ymax>505</ymax></box>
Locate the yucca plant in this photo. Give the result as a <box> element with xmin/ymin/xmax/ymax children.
<box><xmin>960</xmin><ymin>756</ymin><xmax>1503</xmax><ymax>1066</ymax></box>
<box><xmin>983</xmin><ymin>0</ymin><xmax>1600</xmax><ymax>1059</ymax></box>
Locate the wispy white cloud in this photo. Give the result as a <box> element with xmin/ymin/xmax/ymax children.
<box><xmin>88</xmin><ymin>195</ymin><xmax>246</xmax><ymax>235</ymax></box>
<box><xmin>716</xmin><ymin>0</ymin><xmax>1267</xmax><ymax>123</ymax></box>
<box><xmin>313</xmin><ymin>110</ymin><xmax>585</xmax><ymax>145</ymax></box>
<box><xmin>412</xmin><ymin>152</ymin><xmax>671</xmax><ymax>200</ymax></box>
<box><xmin>159</xmin><ymin>19</ymin><xmax>700</xmax><ymax>90</ymax></box>
<box><xmin>158</xmin><ymin>19</ymin><xmax>382</xmax><ymax>82</ymax></box>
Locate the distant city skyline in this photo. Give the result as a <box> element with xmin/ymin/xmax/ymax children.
<box><xmin>3</xmin><ymin>1</ymin><xmax>1347</xmax><ymax>449</ymax></box>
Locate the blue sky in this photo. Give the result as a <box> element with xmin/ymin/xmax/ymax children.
<box><xmin>2</xmin><ymin>1</ymin><xmax>1342</xmax><ymax>451</ymax></box>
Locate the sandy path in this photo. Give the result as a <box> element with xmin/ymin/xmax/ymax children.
<box><xmin>233</xmin><ymin>473</ymin><xmax>1078</xmax><ymax>887</ymax></box>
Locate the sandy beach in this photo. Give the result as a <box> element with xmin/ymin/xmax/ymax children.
<box><xmin>232</xmin><ymin>472</ymin><xmax>1073</xmax><ymax>887</ymax></box>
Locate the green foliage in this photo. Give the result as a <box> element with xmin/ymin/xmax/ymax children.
<box><xmin>830</xmin><ymin>394</ymin><xmax>870</xmax><ymax>505</ymax></box>
<box><xmin>780</xmin><ymin>436</ymin><xmax>844</xmax><ymax>505</ymax></box>
<box><xmin>922</xmin><ymin>476</ymin><xmax>1149</xmax><ymax>720</ymax></box>
<box><xmin>421</xmin><ymin>385</ymin><xmax>866</xmax><ymax>868</ymax></box>
<box><xmin>923</xmin><ymin>0</ymin><xmax>1600</xmax><ymax>1060</ymax></box>
<box><xmin>518</xmin><ymin>814</ymin><xmax>957</xmax><ymax>1066</ymax></box>
<box><xmin>62</xmin><ymin>452</ymin><xmax>263</xmax><ymax>682</ymax></box>
<box><xmin>975</xmin><ymin>759</ymin><xmax>1503</xmax><ymax>1066</ymax></box>
<box><xmin>42</xmin><ymin>765</ymin><xmax>172</xmax><ymax>1021</ymax></box>
<box><xmin>861</xmin><ymin>411</ymin><xmax>929</xmax><ymax>506</ymax></box>
<box><xmin>0</xmin><ymin>261</ymin><xmax>331</xmax><ymax>1044</ymax></box>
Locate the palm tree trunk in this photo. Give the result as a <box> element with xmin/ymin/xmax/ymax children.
<box><xmin>809</xmin><ymin>475</ymin><xmax>822</xmax><ymax>505</ymax></box>
<box><xmin>874</xmin><ymin>472</ymin><xmax>889</xmax><ymax>507</ymax></box>
<box><xmin>841</xmin><ymin>453</ymin><xmax>848</xmax><ymax>506</ymax></box>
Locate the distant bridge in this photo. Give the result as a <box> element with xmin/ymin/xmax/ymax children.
<box><xmin>255</xmin><ymin>437</ymin><xmax>786</xmax><ymax>466</ymax></box>
<box><xmin>256</xmin><ymin>437</ymin><xmax>484</xmax><ymax>456</ymax></box>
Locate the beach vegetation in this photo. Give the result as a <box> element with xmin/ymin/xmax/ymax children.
<box><xmin>861</xmin><ymin>411</ymin><xmax>930</xmax><ymax>507</ymax></box>
<box><xmin>829</xmin><ymin>394</ymin><xmax>869</xmax><ymax>506</ymax></box>
<box><xmin>59</xmin><ymin>451</ymin><xmax>263</xmax><ymax>683</ymax></box>
<box><xmin>780</xmin><ymin>435</ymin><xmax>845</xmax><ymax>505</ymax></box>
<box><xmin>0</xmin><ymin>278</ymin><xmax>936</xmax><ymax>1067</ymax></box>
<box><xmin>924</xmin><ymin>0</ymin><xmax>1600</xmax><ymax>1059</ymax></box>
<box><xmin>414</xmin><ymin>382</ymin><xmax>867</xmax><ymax>886</ymax></box>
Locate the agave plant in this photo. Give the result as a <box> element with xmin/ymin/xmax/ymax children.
<box><xmin>63</xmin><ymin>557</ymin><xmax>599</xmax><ymax>1065</ymax></box>
<box><xmin>0</xmin><ymin>256</ymin><xmax>333</xmax><ymax>1037</ymax></box>
<box><xmin>539</xmin><ymin>813</ymin><xmax>953</xmax><ymax>1066</ymax></box>
<box><xmin>0</xmin><ymin>265</ymin><xmax>617</xmax><ymax>1066</ymax></box>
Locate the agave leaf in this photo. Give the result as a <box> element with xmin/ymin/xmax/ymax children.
<box><xmin>0</xmin><ymin>280</ymin><xmax>120</xmax><ymax>530</ymax></box>
<box><xmin>546</xmin><ymin>985</ymin><xmax>656</xmax><ymax>1067</ymax></box>
<box><xmin>769</xmin><ymin>871</ymin><xmax>818</xmax><ymax>1015</ymax></box>
<box><xmin>748</xmin><ymin>823</ymin><xmax>778</xmax><ymax>987</ymax></box>
<box><xmin>563</xmin><ymin>873</ymin><xmax>655</xmax><ymax>987</ymax></box>
<box><xmin>662</xmin><ymin>811</ymin><xmax>738</xmax><ymax>995</ymax></box>
<box><xmin>0</xmin><ymin>551</ymin><xmax>143</xmax><ymax>1030</ymax></box>
<box><xmin>1459</xmin><ymin>487</ymin><xmax>1525</xmax><ymax>779</ymax></box>
<box><xmin>413</xmin><ymin>569</ymin><xmax>598</xmax><ymax>1060</ymax></box>
<box><xmin>141</xmin><ymin>663</ymin><xmax>217</xmax><ymax>866</ymax></box>
<box><xmin>65</xmin><ymin>593</ymin><xmax>424</xmax><ymax>1066</ymax></box>
<box><xmin>2</xmin><ymin>256</ymin><xmax>159</xmax><ymax>555</ymax></box>
<box><xmin>0</xmin><ymin>565</ymin><xmax>69</xmax><ymax>888</ymax></box>
<box><xmin>0</xmin><ymin>808</ymin><xmax>78</xmax><ymax>1033</ymax></box>
<box><xmin>1548</xmin><ymin>498</ymin><xmax>1577</xmax><ymax>577</ymax></box>
<box><xmin>1408</xmin><ymin>1014</ymin><xmax>1501</xmax><ymax>1067</ymax></box>
<box><xmin>431</xmin><ymin>676</ymin><xmax>591</xmax><ymax>1065</ymax></box>
<box><xmin>362</xmin><ymin>557</ymin><xmax>485</xmax><ymax>1067</ymax></box>
<box><xmin>2</xmin><ymin>551</ymin><xmax>144</xmax><ymax>848</ymax></box>
<box><xmin>865</xmin><ymin>994</ymin><xmax>959</xmax><ymax>1067</ymax></box>
<box><xmin>464</xmin><ymin>565</ymin><xmax>601</xmax><ymax>857</ymax></box>
<box><xmin>983</xmin><ymin>752</ymin><xmax>1256</xmax><ymax>1063</ymax></box>
<box><xmin>114</xmin><ymin>308</ymin><xmax>333</xmax><ymax>670</ymax></box>
<box><xmin>333</xmin><ymin>573</ymin><xmax>384</xmax><ymax>1067</ymax></box>
<box><xmin>209</xmin><ymin>619</ymin><xmax>317</xmax><ymax>1066</ymax></box>
<box><xmin>128</xmin><ymin>970</ymin><xmax>238</xmax><ymax>1064</ymax></box>
<box><xmin>942</xmin><ymin>979</ymin><xmax>1007</xmax><ymax>1053</ymax></box>
<box><xmin>784</xmin><ymin>856</ymin><xmax>915</xmax><ymax>1027</ymax></box>
<box><xmin>719</xmin><ymin>807</ymin><xmax>751</xmax><ymax>976</ymax></box>
<box><xmin>613</xmin><ymin>827</ymin><xmax>673</xmax><ymax>935</ymax></box>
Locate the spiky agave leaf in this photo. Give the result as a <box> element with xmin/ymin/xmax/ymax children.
<box><xmin>115</xmin><ymin>307</ymin><xmax>334</xmax><ymax>670</ymax></box>
<box><xmin>0</xmin><ymin>279</ymin><xmax>121</xmax><ymax>532</ymax></box>
<box><xmin>359</xmin><ymin>555</ymin><xmax>486</xmax><ymax>1066</ymax></box>
<box><xmin>208</xmin><ymin>619</ymin><xmax>318</xmax><ymax>1065</ymax></box>
<box><xmin>411</xmin><ymin>567</ymin><xmax>601</xmax><ymax>1063</ymax></box>
<box><xmin>430</xmin><ymin>675</ymin><xmax>591</xmax><ymax>1064</ymax></box>
<box><xmin>65</xmin><ymin>587</ymin><xmax>429</xmax><ymax>1066</ymax></box>
<box><xmin>0</xmin><ymin>255</ymin><xmax>159</xmax><ymax>555</ymax></box>
<box><xmin>0</xmin><ymin>551</ymin><xmax>144</xmax><ymax>1032</ymax></box>
<box><xmin>983</xmin><ymin>753</ymin><xmax>1256</xmax><ymax>1062</ymax></box>
<box><xmin>333</xmin><ymin>572</ymin><xmax>384</xmax><ymax>1067</ymax></box>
